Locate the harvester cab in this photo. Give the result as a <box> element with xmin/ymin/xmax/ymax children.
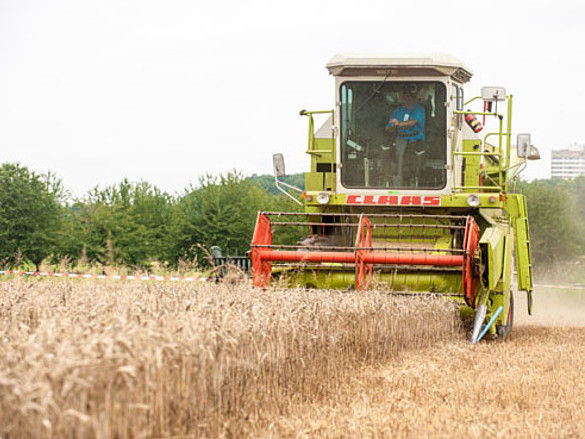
<box><xmin>252</xmin><ymin>54</ymin><xmax>539</xmax><ymax>341</ymax></box>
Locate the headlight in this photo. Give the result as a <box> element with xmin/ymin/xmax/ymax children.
<box><xmin>316</xmin><ymin>193</ymin><xmax>330</xmax><ymax>205</ymax></box>
<box><xmin>466</xmin><ymin>194</ymin><xmax>480</xmax><ymax>207</ymax></box>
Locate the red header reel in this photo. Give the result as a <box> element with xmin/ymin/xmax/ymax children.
<box><xmin>250</xmin><ymin>212</ymin><xmax>480</xmax><ymax>305</ymax></box>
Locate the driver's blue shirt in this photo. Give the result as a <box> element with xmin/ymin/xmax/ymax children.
<box><xmin>387</xmin><ymin>103</ymin><xmax>425</xmax><ymax>142</ymax></box>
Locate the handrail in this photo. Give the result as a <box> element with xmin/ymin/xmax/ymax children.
<box><xmin>453</xmin><ymin>151</ymin><xmax>502</xmax><ymax>156</ymax></box>
<box><xmin>483</xmin><ymin>132</ymin><xmax>509</xmax><ymax>143</ymax></box>
<box><xmin>504</xmin><ymin>95</ymin><xmax>513</xmax><ymax>193</ymax></box>
<box><xmin>452</xmin><ymin>95</ymin><xmax>513</xmax><ymax>194</ymax></box>
<box><xmin>463</xmin><ymin>96</ymin><xmax>483</xmax><ymax>106</ymax></box>
<box><xmin>300</xmin><ymin>110</ymin><xmax>334</xmax><ymax>115</ymax></box>
<box><xmin>306</xmin><ymin>149</ymin><xmax>333</xmax><ymax>156</ymax></box>
<box><xmin>300</xmin><ymin>109</ymin><xmax>334</xmax><ymax>157</ymax></box>
<box><xmin>454</xmin><ymin>110</ymin><xmax>503</xmax><ymax>118</ymax></box>
<box><xmin>453</xmin><ymin>186</ymin><xmax>502</xmax><ymax>191</ymax></box>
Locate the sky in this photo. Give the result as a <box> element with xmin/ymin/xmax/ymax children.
<box><xmin>1</xmin><ymin>0</ymin><xmax>583</xmax><ymax>196</ymax></box>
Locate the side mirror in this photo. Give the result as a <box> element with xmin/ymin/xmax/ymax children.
<box><xmin>527</xmin><ymin>145</ymin><xmax>541</xmax><ymax>160</ymax></box>
<box><xmin>273</xmin><ymin>153</ymin><xmax>286</xmax><ymax>178</ymax></box>
<box><xmin>517</xmin><ymin>133</ymin><xmax>531</xmax><ymax>158</ymax></box>
<box><xmin>481</xmin><ymin>86</ymin><xmax>506</xmax><ymax>102</ymax></box>
<box><xmin>517</xmin><ymin>134</ymin><xmax>541</xmax><ymax>160</ymax></box>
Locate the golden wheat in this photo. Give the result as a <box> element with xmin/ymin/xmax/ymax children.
<box><xmin>265</xmin><ymin>325</ymin><xmax>585</xmax><ymax>438</ymax></box>
<box><xmin>0</xmin><ymin>278</ymin><xmax>460</xmax><ymax>438</ymax></box>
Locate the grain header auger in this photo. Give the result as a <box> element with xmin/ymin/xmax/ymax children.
<box><xmin>250</xmin><ymin>54</ymin><xmax>540</xmax><ymax>342</ymax></box>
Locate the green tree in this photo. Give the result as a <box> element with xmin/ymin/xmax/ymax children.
<box><xmin>77</xmin><ymin>180</ymin><xmax>182</xmax><ymax>268</ymax></box>
<box><xmin>52</xmin><ymin>204</ymin><xmax>85</xmax><ymax>264</ymax></box>
<box><xmin>0</xmin><ymin>163</ymin><xmax>65</xmax><ymax>269</ymax></box>
<box><xmin>178</xmin><ymin>171</ymin><xmax>275</xmax><ymax>261</ymax></box>
<box><xmin>518</xmin><ymin>178</ymin><xmax>585</xmax><ymax>266</ymax></box>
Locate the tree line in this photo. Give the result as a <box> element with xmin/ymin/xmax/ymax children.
<box><xmin>0</xmin><ymin>162</ymin><xmax>582</xmax><ymax>272</ymax></box>
<box><xmin>516</xmin><ymin>177</ymin><xmax>585</xmax><ymax>268</ymax></box>
<box><xmin>0</xmin><ymin>163</ymin><xmax>300</xmax><ymax>270</ymax></box>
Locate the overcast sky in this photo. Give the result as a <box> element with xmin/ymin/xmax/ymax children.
<box><xmin>1</xmin><ymin>0</ymin><xmax>583</xmax><ymax>196</ymax></box>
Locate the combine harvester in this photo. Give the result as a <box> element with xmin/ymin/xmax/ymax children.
<box><xmin>250</xmin><ymin>54</ymin><xmax>540</xmax><ymax>341</ymax></box>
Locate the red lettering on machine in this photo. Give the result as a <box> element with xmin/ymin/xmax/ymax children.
<box><xmin>346</xmin><ymin>194</ymin><xmax>441</xmax><ymax>206</ymax></box>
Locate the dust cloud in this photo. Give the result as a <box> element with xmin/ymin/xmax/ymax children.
<box><xmin>516</xmin><ymin>285</ymin><xmax>585</xmax><ymax>327</ymax></box>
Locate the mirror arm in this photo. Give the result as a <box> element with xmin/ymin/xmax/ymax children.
<box><xmin>274</xmin><ymin>176</ymin><xmax>303</xmax><ymax>205</ymax></box>
<box><xmin>276</xmin><ymin>178</ymin><xmax>303</xmax><ymax>193</ymax></box>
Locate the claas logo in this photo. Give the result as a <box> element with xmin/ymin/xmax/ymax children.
<box><xmin>346</xmin><ymin>195</ymin><xmax>441</xmax><ymax>206</ymax></box>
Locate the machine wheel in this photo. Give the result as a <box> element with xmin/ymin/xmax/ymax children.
<box><xmin>496</xmin><ymin>291</ymin><xmax>514</xmax><ymax>339</ymax></box>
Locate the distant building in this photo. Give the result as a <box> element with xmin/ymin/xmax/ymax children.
<box><xmin>551</xmin><ymin>143</ymin><xmax>585</xmax><ymax>179</ymax></box>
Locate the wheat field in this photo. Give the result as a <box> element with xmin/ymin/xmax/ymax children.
<box><xmin>265</xmin><ymin>325</ymin><xmax>585</xmax><ymax>438</ymax></box>
<box><xmin>2</xmin><ymin>278</ymin><xmax>584</xmax><ymax>438</ymax></box>
<box><xmin>0</xmin><ymin>278</ymin><xmax>460</xmax><ymax>438</ymax></box>
<box><xmin>261</xmin><ymin>287</ymin><xmax>585</xmax><ymax>438</ymax></box>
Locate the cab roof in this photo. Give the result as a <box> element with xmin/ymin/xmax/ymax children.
<box><xmin>326</xmin><ymin>53</ymin><xmax>473</xmax><ymax>83</ymax></box>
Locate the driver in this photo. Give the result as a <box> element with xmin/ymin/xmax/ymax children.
<box><xmin>385</xmin><ymin>84</ymin><xmax>425</xmax><ymax>142</ymax></box>
<box><xmin>384</xmin><ymin>84</ymin><xmax>426</xmax><ymax>186</ymax></box>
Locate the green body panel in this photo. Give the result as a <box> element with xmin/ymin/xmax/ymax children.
<box><xmin>479</xmin><ymin>226</ymin><xmax>506</xmax><ymax>290</ymax></box>
<box><xmin>305</xmin><ymin>172</ymin><xmax>321</xmax><ymax>192</ymax></box>
<box><xmin>277</xmin><ymin>267</ymin><xmax>461</xmax><ymax>293</ymax></box>
<box><xmin>482</xmin><ymin>233</ymin><xmax>513</xmax><ymax>331</ymax></box>
<box><xmin>304</xmin><ymin>111</ymin><xmax>336</xmax><ymax>193</ymax></box>
<box><xmin>506</xmin><ymin>193</ymin><xmax>534</xmax><ymax>293</ymax></box>
<box><xmin>501</xmin><ymin>234</ymin><xmax>513</xmax><ymax>321</ymax></box>
<box><xmin>462</xmin><ymin>139</ymin><xmax>482</xmax><ymax>189</ymax></box>
<box><xmin>305</xmin><ymin>139</ymin><xmax>336</xmax><ymax>192</ymax></box>
<box><xmin>310</xmin><ymin>138</ymin><xmax>336</xmax><ymax>168</ymax></box>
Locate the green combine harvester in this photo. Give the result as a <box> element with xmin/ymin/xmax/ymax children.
<box><xmin>250</xmin><ymin>54</ymin><xmax>539</xmax><ymax>342</ymax></box>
